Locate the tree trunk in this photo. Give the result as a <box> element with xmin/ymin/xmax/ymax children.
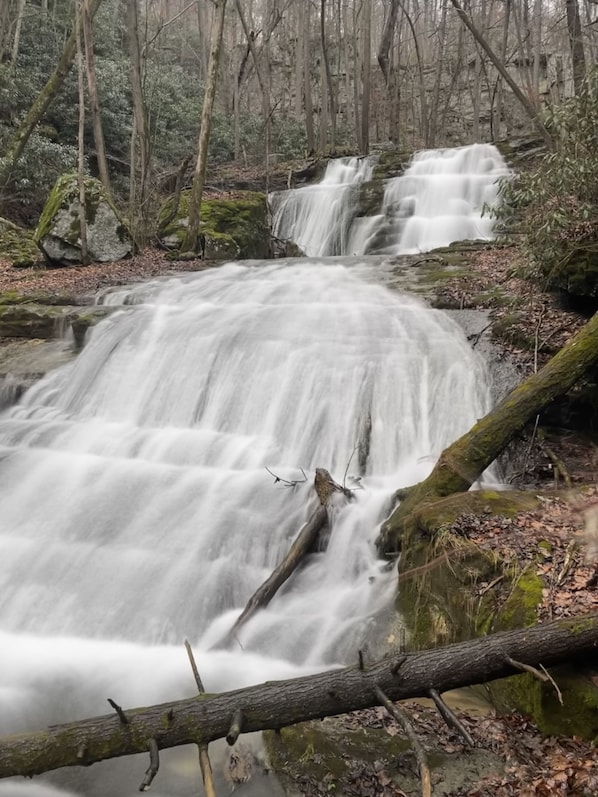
<box><xmin>126</xmin><ymin>0</ymin><xmax>151</xmax><ymax>245</ymax></box>
<box><xmin>360</xmin><ymin>0</ymin><xmax>371</xmax><ymax>155</ymax></box>
<box><xmin>182</xmin><ymin>0</ymin><xmax>227</xmax><ymax>253</ymax></box>
<box><xmin>566</xmin><ymin>0</ymin><xmax>586</xmax><ymax>96</ymax></box>
<box><xmin>0</xmin><ymin>0</ymin><xmax>104</xmax><ymax>197</ymax></box>
<box><xmin>448</xmin><ymin>0</ymin><xmax>553</xmax><ymax>147</ymax></box>
<box><xmin>75</xmin><ymin>0</ymin><xmax>88</xmax><ymax>265</ymax></box>
<box><xmin>320</xmin><ymin>0</ymin><xmax>336</xmax><ymax>152</ymax></box>
<box><xmin>9</xmin><ymin>0</ymin><xmax>26</xmax><ymax>65</ymax></box>
<box><xmin>0</xmin><ymin>613</ymin><xmax>595</xmax><ymax>779</ymax></box>
<box><xmin>378</xmin><ymin>309</ymin><xmax>598</xmax><ymax>553</ymax></box>
<box><xmin>303</xmin><ymin>0</ymin><xmax>315</xmax><ymax>154</ymax></box>
<box><xmin>82</xmin><ymin>0</ymin><xmax>111</xmax><ymax>194</ymax></box>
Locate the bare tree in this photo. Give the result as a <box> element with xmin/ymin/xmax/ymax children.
<box><xmin>182</xmin><ymin>0</ymin><xmax>228</xmax><ymax>253</ymax></box>
<box><xmin>82</xmin><ymin>0</ymin><xmax>111</xmax><ymax>194</ymax></box>
<box><xmin>75</xmin><ymin>0</ymin><xmax>88</xmax><ymax>264</ymax></box>
<box><xmin>566</xmin><ymin>0</ymin><xmax>586</xmax><ymax>94</ymax></box>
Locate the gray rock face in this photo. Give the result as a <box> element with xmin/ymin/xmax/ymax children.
<box><xmin>35</xmin><ymin>173</ymin><xmax>134</xmax><ymax>266</ymax></box>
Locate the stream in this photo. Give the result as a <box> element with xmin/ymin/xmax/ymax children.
<box><xmin>0</xmin><ymin>144</ymin><xmax>509</xmax><ymax>796</ymax></box>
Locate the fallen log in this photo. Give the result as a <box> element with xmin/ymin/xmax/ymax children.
<box><xmin>377</xmin><ymin>310</ymin><xmax>598</xmax><ymax>554</ymax></box>
<box><xmin>214</xmin><ymin>504</ymin><xmax>327</xmax><ymax>648</ymax></box>
<box><xmin>214</xmin><ymin>469</ymin><xmax>347</xmax><ymax>648</ymax></box>
<box><xmin>0</xmin><ymin>613</ymin><xmax>596</xmax><ymax>779</ymax></box>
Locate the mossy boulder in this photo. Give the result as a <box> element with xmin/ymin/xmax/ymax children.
<box><xmin>157</xmin><ymin>191</ymin><xmax>270</xmax><ymax>260</ymax></box>
<box><xmin>35</xmin><ymin>173</ymin><xmax>133</xmax><ymax>267</ymax></box>
<box><xmin>0</xmin><ymin>218</ymin><xmax>42</xmax><ymax>268</ymax></box>
<box><xmin>541</xmin><ymin>246</ymin><xmax>598</xmax><ymax>299</ymax></box>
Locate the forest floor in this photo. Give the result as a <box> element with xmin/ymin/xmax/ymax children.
<box><xmin>0</xmin><ymin>242</ymin><xmax>597</xmax><ymax>796</ymax></box>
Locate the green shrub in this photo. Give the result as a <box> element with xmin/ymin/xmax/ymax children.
<box><xmin>495</xmin><ymin>68</ymin><xmax>598</xmax><ymax>295</ymax></box>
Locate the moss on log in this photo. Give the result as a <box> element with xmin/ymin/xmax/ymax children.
<box><xmin>0</xmin><ymin>615</ymin><xmax>597</xmax><ymax>779</ymax></box>
<box><xmin>378</xmin><ymin>310</ymin><xmax>598</xmax><ymax>554</ymax></box>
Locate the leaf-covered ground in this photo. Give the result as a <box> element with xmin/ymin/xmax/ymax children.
<box><xmin>0</xmin><ymin>250</ymin><xmax>209</xmax><ymax>298</ymax></box>
<box><xmin>284</xmin><ymin>702</ymin><xmax>598</xmax><ymax>797</ymax></box>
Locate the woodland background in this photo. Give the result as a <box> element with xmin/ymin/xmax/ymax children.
<box><xmin>0</xmin><ymin>0</ymin><xmax>595</xmax><ymax>235</ymax></box>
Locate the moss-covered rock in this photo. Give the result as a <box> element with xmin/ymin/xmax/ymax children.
<box><xmin>393</xmin><ymin>489</ymin><xmax>598</xmax><ymax>741</ymax></box>
<box><xmin>541</xmin><ymin>247</ymin><xmax>598</xmax><ymax>299</ymax></box>
<box><xmin>35</xmin><ymin>173</ymin><xmax>133</xmax><ymax>266</ymax></box>
<box><xmin>157</xmin><ymin>191</ymin><xmax>270</xmax><ymax>260</ymax></box>
<box><xmin>0</xmin><ymin>303</ymin><xmax>71</xmax><ymax>338</ymax></box>
<box><xmin>265</xmin><ymin>714</ymin><xmax>505</xmax><ymax>795</ymax></box>
<box><xmin>0</xmin><ymin>218</ymin><xmax>42</xmax><ymax>268</ymax></box>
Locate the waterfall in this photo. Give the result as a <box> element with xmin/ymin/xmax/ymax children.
<box><xmin>0</xmin><ymin>262</ymin><xmax>491</xmax><ymax>795</ymax></box>
<box><xmin>269</xmin><ymin>157</ymin><xmax>373</xmax><ymax>256</ymax></box>
<box><xmin>271</xmin><ymin>144</ymin><xmax>510</xmax><ymax>256</ymax></box>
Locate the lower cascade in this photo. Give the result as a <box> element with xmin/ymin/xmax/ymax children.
<box><xmin>0</xmin><ymin>261</ymin><xmax>491</xmax><ymax>795</ymax></box>
<box><xmin>270</xmin><ymin>143</ymin><xmax>511</xmax><ymax>256</ymax></box>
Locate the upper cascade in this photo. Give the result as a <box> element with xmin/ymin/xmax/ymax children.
<box><xmin>269</xmin><ymin>156</ymin><xmax>373</xmax><ymax>256</ymax></box>
<box><xmin>270</xmin><ymin>143</ymin><xmax>511</xmax><ymax>257</ymax></box>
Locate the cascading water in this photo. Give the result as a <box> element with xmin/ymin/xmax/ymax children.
<box><xmin>270</xmin><ymin>143</ymin><xmax>511</xmax><ymax>256</ymax></box>
<box><xmin>269</xmin><ymin>157</ymin><xmax>373</xmax><ymax>256</ymax></box>
<box><xmin>0</xmin><ymin>260</ymin><xmax>492</xmax><ymax>796</ymax></box>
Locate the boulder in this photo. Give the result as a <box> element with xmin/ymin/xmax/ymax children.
<box><xmin>157</xmin><ymin>191</ymin><xmax>270</xmax><ymax>260</ymax></box>
<box><xmin>0</xmin><ymin>217</ymin><xmax>42</xmax><ymax>268</ymax></box>
<box><xmin>35</xmin><ymin>174</ymin><xmax>133</xmax><ymax>266</ymax></box>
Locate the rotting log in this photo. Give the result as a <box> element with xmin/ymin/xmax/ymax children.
<box><xmin>0</xmin><ymin>614</ymin><xmax>596</xmax><ymax>779</ymax></box>
<box><xmin>214</xmin><ymin>469</ymin><xmax>347</xmax><ymax>648</ymax></box>
<box><xmin>377</xmin><ymin>310</ymin><xmax>598</xmax><ymax>554</ymax></box>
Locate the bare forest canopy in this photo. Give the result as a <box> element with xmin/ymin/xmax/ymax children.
<box><xmin>0</xmin><ymin>0</ymin><xmax>595</xmax><ymax>226</ymax></box>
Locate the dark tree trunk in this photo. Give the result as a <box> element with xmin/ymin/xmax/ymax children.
<box><xmin>0</xmin><ymin>614</ymin><xmax>596</xmax><ymax>779</ymax></box>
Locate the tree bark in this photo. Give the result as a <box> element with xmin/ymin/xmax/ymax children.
<box><xmin>378</xmin><ymin>310</ymin><xmax>598</xmax><ymax>553</ymax></box>
<box><xmin>182</xmin><ymin>0</ymin><xmax>227</xmax><ymax>253</ymax></box>
<box><xmin>215</xmin><ymin>504</ymin><xmax>328</xmax><ymax>648</ymax></box>
<box><xmin>360</xmin><ymin>0</ymin><xmax>372</xmax><ymax>155</ymax></box>
<box><xmin>75</xmin><ymin>0</ymin><xmax>88</xmax><ymax>265</ymax></box>
<box><xmin>82</xmin><ymin>0</ymin><xmax>111</xmax><ymax>194</ymax></box>
<box><xmin>0</xmin><ymin>613</ymin><xmax>596</xmax><ymax>779</ymax></box>
<box><xmin>566</xmin><ymin>0</ymin><xmax>586</xmax><ymax>96</ymax></box>
<box><xmin>126</xmin><ymin>0</ymin><xmax>151</xmax><ymax>245</ymax></box>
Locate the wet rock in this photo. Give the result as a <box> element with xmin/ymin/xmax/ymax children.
<box><xmin>35</xmin><ymin>173</ymin><xmax>133</xmax><ymax>266</ymax></box>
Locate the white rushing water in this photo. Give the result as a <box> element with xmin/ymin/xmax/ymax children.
<box><xmin>271</xmin><ymin>143</ymin><xmax>510</xmax><ymax>256</ymax></box>
<box><xmin>0</xmin><ymin>261</ymin><xmax>491</xmax><ymax>795</ymax></box>
<box><xmin>269</xmin><ymin>157</ymin><xmax>373</xmax><ymax>256</ymax></box>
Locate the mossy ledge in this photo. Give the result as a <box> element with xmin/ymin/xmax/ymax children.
<box><xmin>394</xmin><ymin>488</ymin><xmax>598</xmax><ymax>741</ymax></box>
<box><xmin>157</xmin><ymin>190</ymin><xmax>270</xmax><ymax>260</ymax></box>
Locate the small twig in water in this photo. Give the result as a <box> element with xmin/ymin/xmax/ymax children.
<box><xmin>265</xmin><ymin>466</ymin><xmax>308</xmax><ymax>488</ymax></box>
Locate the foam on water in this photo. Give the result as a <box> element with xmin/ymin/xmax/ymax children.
<box><xmin>0</xmin><ymin>261</ymin><xmax>491</xmax><ymax>794</ymax></box>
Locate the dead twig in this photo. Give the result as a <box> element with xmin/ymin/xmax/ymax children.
<box><xmin>139</xmin><ymin>738</ymin><xmax>159</xmax><ymax>791</ymax></box>
<box><xmin>374</xmin><ymin>686</ymin><xmax>432</xmax><ymax>797</ymax></box>
<box><xmin>265</xmin><ymin>466</ymin><xmax>308</xmax><ymax>488</ymax></box>
<box><xmin>185</xmin><ymin>641</ymin><xmax>217</xmax><ymax>797</ymax></box>
<box><xmin>428</xmin><ymin>688</ymin><xmax>475</xmax><ymax>746</ymax></box>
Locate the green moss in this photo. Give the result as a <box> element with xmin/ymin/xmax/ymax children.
<box><xmin>264</xmin><ymin>719</ymin><xmax>411</xmax><ymax>792</ymax></box>
<box><xmin>0</xmin><ymin>218</ymin><xmax>42</xmax><ymax>268</ymax></box>
<box><xmin>157</xmin><ymin>190</ymin><xmax>270</xmax><ymax>259</ymax></box>
<box><xmin>494</xmin><ymin>568</ymin><xmax>543</xmax><ymax>630</ymax></box>
<box><xmin>489</xmin><ymin>667</ymin><xmax>598</xmax><ymax>741</ymax></box>
<box><xmin>34</xmin><ymin>173</ymin><xmax>125</xmax><ymax>245</ymax></box>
